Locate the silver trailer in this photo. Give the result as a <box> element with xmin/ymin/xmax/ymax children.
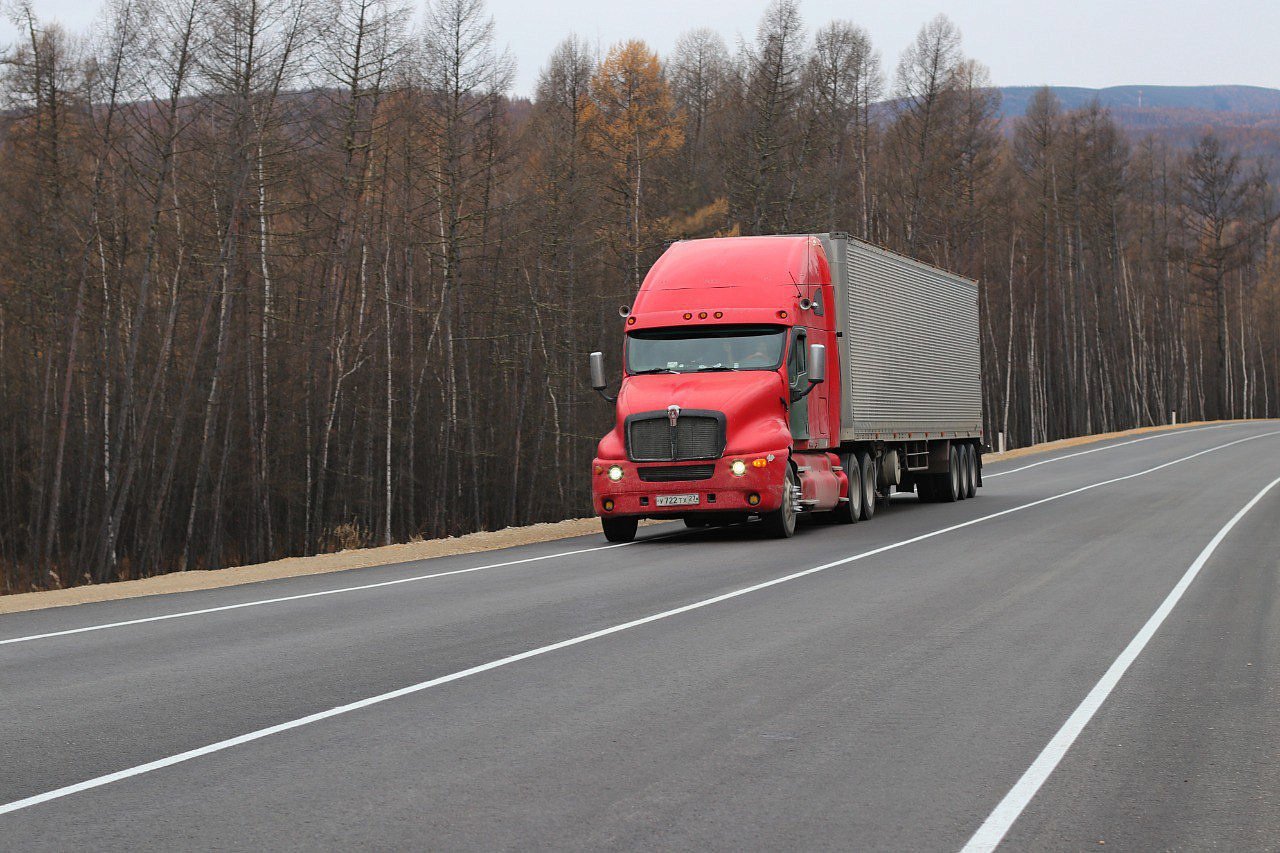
<box><xmin>816</xmin><ymin>233</ymin><xmax>983</xmax><ymax>443</ymax></box>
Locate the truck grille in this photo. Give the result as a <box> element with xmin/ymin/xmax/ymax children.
<box><xmin>626</xmin><ymin>411</ymin><xmax>726</xmax><ymax>462</ymax></box>
<box><xmin>638</xmin><ymin>464</ymin><xmax>715</xmax><ymax>482</ymax></box>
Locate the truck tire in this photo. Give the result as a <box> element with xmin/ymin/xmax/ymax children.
<box><xmin>829</xmin><ymin>452</ymin><xmax>861</xmax><ymax>524</ymax></box>
<box><xmin>957</xmin><ymin>444</ymin><xmax>971</xmax><ymax>500</ymax></box>
<box><xmin>762</xmin><ymin>465</ymin><xmax>799</xmax><ymax>538</ymax></box>
<box><xmin>601</xmin><ymin>516</ymin><xmax>638</xmax><ymax>543</ymax></box>
<box><xmin>963</xmin><ymin>444</ymin><xmax>977</xmax><ymax>499</ymax></box>
<box><xmin>936</xmin><ymin>446</ymin><xmax>961</xmax><ymax>503</ymax></box>
<box><xmin>858</xmin><ymin>453</ymin><xmax>876</xmax><ymax>520</ymax></box>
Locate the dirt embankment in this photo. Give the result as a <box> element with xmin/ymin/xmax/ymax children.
<box><xmin>2</xmin><ymin>420</ymin><xmax>1262</xmax><ymax>614</ymax></box>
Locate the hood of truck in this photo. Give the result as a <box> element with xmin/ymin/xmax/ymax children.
<box><xmin>596</xmin><ymin>371</ymin><xmax>792</xmax><ymax>459</ymax></box>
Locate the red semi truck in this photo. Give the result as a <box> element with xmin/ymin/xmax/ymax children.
<box><xmin>588</xmin><ymin>232</ymin><xmax>983</xmax><ymax>542</ymax></box>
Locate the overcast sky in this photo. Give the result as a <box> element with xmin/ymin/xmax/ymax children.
<box><xmin>3</xmin><ymin>0</ymin><xmax>1278</xmax><ymax>98</ymax></box>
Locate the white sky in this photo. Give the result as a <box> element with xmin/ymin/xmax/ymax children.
<box><xmin>3</xmin><ymin>0</ymin><xmax>1278</xmax><ymax>99</ymax></box>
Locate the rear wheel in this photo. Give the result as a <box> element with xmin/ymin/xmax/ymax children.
<box><xmin>601</xmin><ymin>516</ymin><xmax>638</xmax><ymax>543</ymax></box>
<box><xmin>936</xmin><ymin>445</ymin><xmax>961</xmax><ymax>503</ymax></box>
<box><xmin>963</xmin><ymin>444</ymin><xmax>977</xmax><ymax>499</ymax></box>
<box><xmin>762</xmin><ymin>464</ymin><xmax>799</xmax><ymax>538</ymax></box>
<box><xmin>830</xmin><ymin>452</ymin><xmax>861</xmax><ymax>524</ymax></box>
<box><xmin>858</xmin><ymin>453</ymin><xmax>876</xmax><ymax>520</ymax></box>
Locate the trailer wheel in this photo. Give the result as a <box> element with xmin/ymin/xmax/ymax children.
<box><xmin>762</xmin><ymin>465</ymin><xmax>799</xmax><ymax>538</ymax></box>
<box><xmin>601</xmin><ymin>516</ymin><xmax>638</xmax><ymax>543</ymax></box>
<box><xmin>829</xmin><ymin>453</ymin><xmax>861</xmax><ymax>523</ymax></box>
<box><xmin>963</xmin><ymin>445</ymin><xmax>977</xmax><ymax>499</ymax></box>
<box><xmin>936</xmin><ymin>446</ymin><xmax>961</xmax><ymax>503</ymax></box>
<box><xmin>858</xmin><ymin>453</ymin><xmax>876</xmax><ymax>520</ymax></box>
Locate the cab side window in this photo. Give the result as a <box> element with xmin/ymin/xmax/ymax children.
<box><xmin>787</xmin><ymin>329</ymin><xmax>807</xmax><ymax>387</ymax></box>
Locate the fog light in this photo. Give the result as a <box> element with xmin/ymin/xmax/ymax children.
<box><xmin>747</xmin><ymin>493</ymin><xmax>760</xmax><ymax>506</ymax></box>
<box><xmin>730</xmin><ymin>459</ymin><xmax>747</xmax><ymax>476</ymax></box>
<box><xmin>608</xmin><ymin>465</ymin><xmax>624</xmax><ymax>482</ymax></box>
<box><xmin>752</xmin><ymin>458</ymin><xmax>767</xmax><ymax>468</ymax></box>
<box><xmin>603</xmin><ymin>498</ymin><xmax>615</xmax><ymax>512</ymax></box>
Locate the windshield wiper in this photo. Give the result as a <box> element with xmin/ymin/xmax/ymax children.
<box><xmin>696</xmin><ymin>365</ymin><xmax>736</xmax><ymax>372</ymax></box>
<box><xmin>631</xmin><ymin>367</ymin><xmax>677</xmax><ymax>374</ymax></box>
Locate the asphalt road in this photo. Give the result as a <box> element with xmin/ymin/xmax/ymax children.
<box><xmin>2</xmin><ymin>421</ymin><xmax>1278</xmax><ymax>851</ymax></box>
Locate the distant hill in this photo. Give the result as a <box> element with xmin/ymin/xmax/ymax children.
<box><xmin>996</xmin><ymin>85</ymin><xmax>1280</xmax><ymax>118</ymax></box>
<box><xmin>992</xmin><ymin>85</ymin><xmax>1280</xmax><ymax>161</ymax></box>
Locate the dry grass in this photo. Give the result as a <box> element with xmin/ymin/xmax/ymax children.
<box><xmin>3</xmin><ymin>419</ymin><xmax>1267</xmax><ymax>614</ymax></box>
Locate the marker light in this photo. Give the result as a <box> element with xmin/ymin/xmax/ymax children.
<box><xmin>777</xmin><ymin>310</ymin><xmax>789</xmax><ymax>319</ymax></box>
<box><xmin>752</xmin><ymin>458</ymin><xmax>767</xmax><ymax>468</ymax></box>
<box><xmin>626</xmin><ymin>317</ymin><xmax>636</xmax><ymax>325</ymax></box>
<box><xmin>730</xmin><ymin>459</ymin><xmax>747</xmax><ymax>476</ymax></box>
<box><xmin>698</xmin><ymin>312</ymin><xmax>708</xmax><ymax>319</ymax></box>
<box><xmin>714</xmin><ymin>311</ymin><xmax>723</xmax><ymax>318</ymax></box>
<box><xmin>595</xmin><ymin>465</ymin><xmax>604</xmax><ymax>474</ymax></box>
<box><xmin>603</xmin><ymin>498</ymin><xmax>615</xmax><ymax>512</ymax></box>
<box><xmin>683</xmin><ymin>312</ymin><xmax>693</xmax><ymax>320</ymax></box>
<box><xmin>747</xmin><ymin>493</ymin><xmax>761</xmax><ymax>506</ymax></box>
<box><xmin>608</xmin><ymin>465</ymin><xmax>624</xmax><ymax>482</ymax></box>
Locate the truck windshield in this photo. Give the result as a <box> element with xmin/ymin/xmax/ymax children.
<box><xmin>626</xmin><ymin>325</ymin><xmax>787</xmax><ymax>374</ymax></box>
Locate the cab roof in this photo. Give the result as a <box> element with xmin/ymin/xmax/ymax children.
<box><xmin>636</xmin><ymin>235</ymin><xmax>830</xmax><ymax>299</ymax></box>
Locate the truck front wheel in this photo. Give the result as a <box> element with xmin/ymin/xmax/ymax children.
<box><xmin>601</xmin><ymin>516</ymin><xmax>638</xmax><ymax>543</ymax></box>
<box><xmin>762</xmin><ymin>465</ymin><xmax>799</xmax><ymax>538</ymax></box>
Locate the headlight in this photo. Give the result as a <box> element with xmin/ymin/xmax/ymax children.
<box><xmin>730</xmin><ymin>459</ymin><xmax>747</xmax><ymax>476</ymax></box>
<box><xmin>608</xmin><ymin>465</ymin><xmax>624</xmax><ymax>482</ymax></box>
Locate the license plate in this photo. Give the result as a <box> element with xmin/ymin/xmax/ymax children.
<box><xmin>656</xmin><ymin>493</ymin><xmax>700</xmax><ymax>507</ymax></box>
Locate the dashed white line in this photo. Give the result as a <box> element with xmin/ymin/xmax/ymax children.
<box><xmin>960</xmin><ymin>470</ymin><xmax>1280</xmax><ymax>852</ymax></box>
<box><xmin>1</xmin><ymin>429</ymin><xmax>1275</xmax><ymax>818</ymax></box>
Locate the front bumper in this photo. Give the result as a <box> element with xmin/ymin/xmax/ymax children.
<box><xmin>591</xmin><ymin>450</ymin><xmax>789</xmax><ymax>518</ymax></box>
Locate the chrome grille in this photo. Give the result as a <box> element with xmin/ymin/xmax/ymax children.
<box><xmin>638</xmin><ymin>464</ymin><xmax>715</xmax><ymax>482</ymax></box>
<box><xmin>626</xmin><ymin>412</ymin><xmax>725</xmax><ymax>462</ymax></box>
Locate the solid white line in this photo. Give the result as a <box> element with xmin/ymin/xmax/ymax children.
<box><xmin>0</xmin><ymin>536</ymin><xmax>670</xmax><ymax>647</ymax></box>
<box><xmin>1</xmin><ymin>429</ymin><xmax>1276</xmax><ymax>818</ymax></box>
<box><xmin>983</xmin><ymin>423</ymin><xmax>1234</xmax><ymax>479</ymax></box>
<box><xmin>960</xmin><ymin>471</ymin><xmax>1280</xmax><ymax>852</ymax></box>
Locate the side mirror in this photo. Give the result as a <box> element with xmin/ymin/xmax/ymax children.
<box><xmin>589</xmin><ymin>351</ymin><xmax>616</xmax><ymax>403</ymax></box>
<box><xmin>589</xmin><ymin>351</ymin><xmax>607</xmax><ymax>391</ymax></box>
<box><xmin>808</xmin><ymin>343</ymin><xmax>826</xmax><ymax>384</ymax></box>
<box><xmin>790</xmin><ymin>343</ymin><xmax>825</xmax><ymax>402</ymax></box>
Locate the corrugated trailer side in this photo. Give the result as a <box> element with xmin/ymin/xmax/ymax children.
<box><xmin>817</xmin><ymin>233</ymin><xmax>982</xmax><ymax>441</ymax></box>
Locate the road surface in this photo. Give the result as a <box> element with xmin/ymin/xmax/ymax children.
<box><xmin>2</xmin><ymin>421</ymin><xmax>1278</xmax><ymax>850</ymax></box>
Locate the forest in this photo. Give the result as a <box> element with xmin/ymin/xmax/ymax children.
<box><xmin>1</xmin><ymin>0</ymin><xmax>1277</xmax><ymax>592</ymax></box>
